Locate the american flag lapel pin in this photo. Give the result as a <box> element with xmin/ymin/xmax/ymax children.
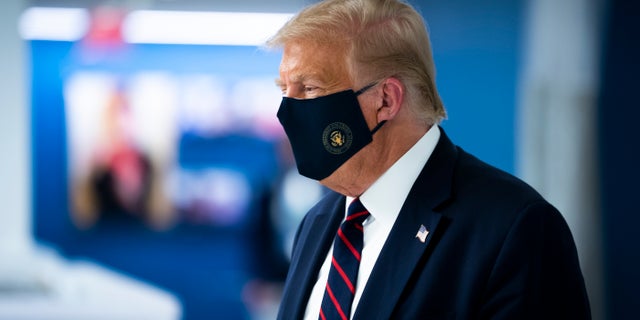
<box><xmin>416</xmin><ymin>224</ymin><xmax>429</xmax><ymax>243</ymax></box>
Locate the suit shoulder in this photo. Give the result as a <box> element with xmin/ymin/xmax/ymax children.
<box><xmin>304</xmin><ymin>191</ymin><xmax>343</xmax><ymax>218</ymax></box>
<box><xmin>451</xmin><ymin>147</ymin><xmax>549</xmax><ymax>212</ymax></box>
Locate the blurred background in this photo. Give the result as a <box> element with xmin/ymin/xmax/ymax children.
<box><xmin>1</xmin><ymin>0</ymin><xmax>637</xmax><ymax>319</ymax></box>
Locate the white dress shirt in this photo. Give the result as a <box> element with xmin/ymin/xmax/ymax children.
<box><xmin>303</xmin><ymin>125</ymin><xmax>441</xmax><ymax>320</ymax></box>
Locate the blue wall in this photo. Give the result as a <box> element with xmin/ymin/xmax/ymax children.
<box><xmin>417</xmin><ymin>0</ymin><xmax>524</xmax><ymax>174</ymax></box>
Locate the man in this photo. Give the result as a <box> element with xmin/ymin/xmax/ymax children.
<box><xmin>268</xmin><ymin>0</ymin><xmax>591</xmax><ymax>319</ymax></box>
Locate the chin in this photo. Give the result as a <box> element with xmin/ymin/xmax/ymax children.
<box><xmin>318</xmin><ymin>175</ymin><xmax>338</xmax><ymax>191</ymax></box>
<box><xmin>319</xmin><ymin>174</ymin><xmax>344</xmax><ymax>195</ymax></box>
<box><xmin>319</xmin><ymin>171</ymin><xmax>361</xmax><ymax>198</ymax></box>
<box><xmin>318</xmin><ymin>153</ymin><xmax>369</xmax><ymax>197</ymax></box>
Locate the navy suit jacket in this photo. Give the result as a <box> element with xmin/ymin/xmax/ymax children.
<box><xmin>277</xmin><ymin>129</ymin><xmax>591</xmax><ymax>319</ymax></box>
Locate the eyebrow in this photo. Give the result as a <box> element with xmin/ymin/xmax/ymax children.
<box><xmin>290</xmin><ymin>74</ymin><xmax>308</xmax><ymax>83</ymax></box>
<box><xmin>274</xmin><ymin>74</ymin><xmax>313</xmax><ymax>89</ymax></box>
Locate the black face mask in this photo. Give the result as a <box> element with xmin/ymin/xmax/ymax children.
<box><xmin>277</xmin><ymin>83</ymin><xmax>386</xmax><ymax>180</ymax></box>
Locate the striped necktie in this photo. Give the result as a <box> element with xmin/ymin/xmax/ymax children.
<box><xmin>319</xmin><ymin>198</ymin><xmax>370</xmax><ymax>320</ymax></box>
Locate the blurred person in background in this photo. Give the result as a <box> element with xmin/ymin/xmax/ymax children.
<box><xmin>71</xmin><ymin>86</ymin><xmax>154</xmax><ymax>227</ymax></box>
<box><xmin>267</xmin><ymin>0</ymin><xmax>591</xmax><ymax>319</ymax></box>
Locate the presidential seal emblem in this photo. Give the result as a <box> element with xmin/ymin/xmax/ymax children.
<box><xmin>322</xmin><ymin>122</ymin><xmax>353</xmax><ymax>154</ymax></box>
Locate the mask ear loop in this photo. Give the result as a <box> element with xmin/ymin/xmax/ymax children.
<box><xmin>354</xmin><ymin>81</ymin><xmax>379</xmax><ymax>96</ymax></box>
<box><xmin>355</xmin><ymin>81</ymin><xmax>386</xmax><ymax>134</ymax></box>
<box><xmin>370</xmin><ymin>120</ymin><xmax>387</xmax><ymax>135</ymax></box>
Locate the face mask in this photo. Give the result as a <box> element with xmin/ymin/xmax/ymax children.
<box><xmin>277</xmin><ymin>83</ymin><xmax>386</xmax><ymax>180</ymax></box>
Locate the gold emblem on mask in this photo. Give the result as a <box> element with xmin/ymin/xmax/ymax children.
<box><xmin>330</xmin><ymin>130</ymin><xmax>345</xmax><ymax>147</ymax></box>
<box><xmin>323</xmin><ymin>122</ymin><xmax>352</xmax><ymax>154</ymax></box>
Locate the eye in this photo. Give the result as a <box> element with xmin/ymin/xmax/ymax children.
<box><xmin>304</xmin><ymin>85</ymin><xmax>319</xmax><ymax>93</ymax></box>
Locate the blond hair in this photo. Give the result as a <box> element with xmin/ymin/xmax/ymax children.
<box><xmin>267</xmin><ymin>0</ymin><xmax>446</xmax><ymax>125</ymax></box>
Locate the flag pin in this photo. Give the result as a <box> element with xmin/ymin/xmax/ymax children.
<box><xmin>416</xmin><ymin>224</ymin><xmax>429</xmax><ymax>243</ymax></box>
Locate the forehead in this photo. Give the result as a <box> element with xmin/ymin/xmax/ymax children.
<box><xmin>279</xmin><ymin>40</ymin><xmax>351</xmax><ymax>85</ymax></box>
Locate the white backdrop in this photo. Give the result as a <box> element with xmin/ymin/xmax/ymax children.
<box><xmin>518</xmin><ymin>0</ymin><xmax>604</xmax><ymax>318</ymax></box>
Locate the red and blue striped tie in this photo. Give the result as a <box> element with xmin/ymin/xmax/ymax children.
<box><xmin>319</xmin><ymin>198</ymin><xmax>370</xmax><ymax>320</ymax></box>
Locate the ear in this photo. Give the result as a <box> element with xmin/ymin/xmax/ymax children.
<box><xmin>376</xmin><ymin>77</ymin><xmax>404</xmax><ymax>122</ymax></box>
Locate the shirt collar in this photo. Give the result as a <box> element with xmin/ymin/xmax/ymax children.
<box><xmin>347</xmin><ymin>125</ymin><xmax>441</xmax><ymax>226</ymax></box>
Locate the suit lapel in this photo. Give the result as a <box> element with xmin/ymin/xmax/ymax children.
<box><xmin>353</xmin><ymin>128</ymin><xmax>458</xmax><ymax>319</ymax></box>
<box><xmin>279</xmin><ymin>192</ymin><xmax>345</xmax><ymax>319</ymax></box>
